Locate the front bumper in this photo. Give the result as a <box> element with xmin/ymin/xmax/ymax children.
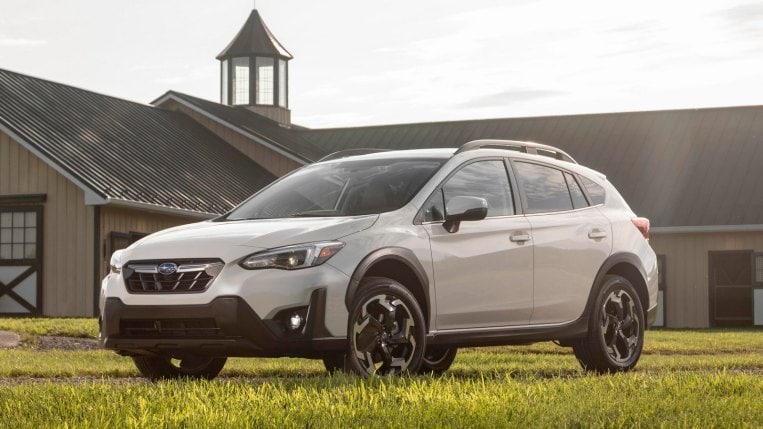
<box><xmin>100</xmin><ymin>288</ymin><xmax>345</xmax><ymax>358</ymax></box>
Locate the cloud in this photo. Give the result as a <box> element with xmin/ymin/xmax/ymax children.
<box><xmin>0</xmin><ymin>37</ymin><xmax>46</xmax><ymax>47</ymax></box>
<box><xmin>716</xmin><ymin>1</ymin><xmax>763</xmax><ymax>41</ymax></box>
<box><xmin>151</xmin><ymin>66</ymin><xmax>211</xmax><ymax>85</ymax></box>
<box><xmin>457</xmin><ymin>89</ymin><xmax>566</xmax><ymax>108</ymax></box>
<box><xmin>718</xmin><ymin>2</ymin><xmax>763</xmax><ymax>25</ymax></box>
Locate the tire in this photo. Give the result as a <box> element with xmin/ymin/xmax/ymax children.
<box><xmin>573</xmin><ymin>274</ymin><xmax>645</xmax><ymax>373</ymax></box>
<box><xmin>345</xmin><ymin>277</ymin><xmax>426</xmax><ymax>377</ymax></box>
<box><xmin>322</xmin><ymin>352</ymin><xmax>346</xmax><ymax>374</ymax></box>
<box><xmin>132</xmin><ymin>355</ymin><xmax>227</xmax><ymax>381</ymax></box>
<box><xmin>417</xmin><ymin>346</ymin><xmax>457</xmax><ymax>375</ymax></box>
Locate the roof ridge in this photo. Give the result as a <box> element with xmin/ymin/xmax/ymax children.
<box><xmin>0</xmin><ymin>67</ymin><xmax>154</xmax><ymax>109</ymax></box>
<box><xmin>301</xmin><ymin>104</ymin><xmax>763</xmax><ymax>133</ymax></box>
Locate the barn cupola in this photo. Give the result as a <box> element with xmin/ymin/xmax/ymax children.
<box><xmin>217</xmin><ymin>9</ymin><xmax>292</xmax><ymax>126</ymax></box>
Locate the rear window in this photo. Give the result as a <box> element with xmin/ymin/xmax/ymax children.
<box><xmin>580</xmin><ymin>176</ymin><xmax>606</xmax><ymax>205</ymax></box>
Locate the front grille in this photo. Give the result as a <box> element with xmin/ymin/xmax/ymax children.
<box><xmin>120</xmin><ymin>318</ymin><xmax>220</xmax><ymax>337</ymax></box>
<box><xmin>123</xmin><ymin>259</ymin><xmax>223</xmax><ymax>293</ymax></box>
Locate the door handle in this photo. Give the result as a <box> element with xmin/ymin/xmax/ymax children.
<box><xmin>510</xmin><ymin>233</ymin><xmax>531</xmax><ymax>243</ymax></box>
<box><xmin>588</xmin><ymin>229</ymin><xmax>608</xmax><ymax>239</ymax></box>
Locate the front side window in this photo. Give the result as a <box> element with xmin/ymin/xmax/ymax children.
<box><xmin>226</xmin><ymin>158</ymin><xmax>446</xmax><ymax>220</ymax></box>
<box><xmin>256</xmin><ymin>57</ymin><xmax>274</xmax><ymax>105</ymax></box>
<box><xmin>232</xmin><ymin>57</ymin><xmax>250</xmax><ymax>105</ymax></box>
<box><xmin>442</xmin><ymin>160</ymin><xmax>514</xmax><ymax>217</ymax></box>
<box><xmin>515</xmin><ymin>162</ymin><xmax>573</xmax><ymax>214</ymax></box>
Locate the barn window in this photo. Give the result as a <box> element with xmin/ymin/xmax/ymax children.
<box><xmin>232</xmin><ymin>57</ymin><xmax>250</xmax><ymax>105</ymax></box>
<box><xmin>109</xmin><ymin>231</ymin><xmax>148</xmax><ymax>256</ymax></box>
<box><xmin>755</xmin><ymin>252</ymin><xmax>763</xmax><ymax>285</ymax></box>
<box><xmin>255</xmin><ymin>57</ymin><xmax>274</xmax><ymax>105</ymax></box>
<box><xmin>0</xmin><ymin>210</ymin><xmax>37</xmax><ymax>260</ymax></box>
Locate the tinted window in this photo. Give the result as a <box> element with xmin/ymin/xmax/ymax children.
<box><xmin>580</xmin><ymin>176</ymin><xmax>606</xmax><ymax>205</ymax></box>
<box><xmin>515</xmin><ymin>162</ymin><xmax>573</xmax><ymax>214</ymax></box>
<box><xmin>442</xmin><ymin>160</ymin><xmax>514</xmax><ymax>217</ymax></box>
<box><xmin>226</xmin><ymin>158</ymin><xmax>446</xmax><ymax>219</ymax></box>
<box><xmin>565</xmin><ymin>172</ymin><xmax>589</xmax><ymax>209</ymax></box>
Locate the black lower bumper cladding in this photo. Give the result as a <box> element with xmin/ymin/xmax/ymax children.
<box><xmin>100</xmin><ymin>288</ymin><xmax>344</xmax><ymax>358</ymax></box>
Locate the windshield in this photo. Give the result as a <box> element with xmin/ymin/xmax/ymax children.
<box><xmin>225</xmin><ymin>157</ymin><xmax>446</xmax><ymax>220</ymax></box>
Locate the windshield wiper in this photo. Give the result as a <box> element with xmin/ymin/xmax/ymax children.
<box><xmin>290</xmin><ymin>210</ymin><xmax>340</xmax><ymax>217</ymax></box>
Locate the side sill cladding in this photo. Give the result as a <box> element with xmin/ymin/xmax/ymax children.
<box><xmin>344</xmin><ymin>247</ymin><xmax>430</xmax><ymax>310</ymax></box>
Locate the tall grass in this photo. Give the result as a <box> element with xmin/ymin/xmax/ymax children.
<box><xmin>0</xmin><ymin>372</ymin><xmax>760</xmax><ymax>428</ymax></box>
<box><xmin>1</xmin><ymin>320</ymin><xmax>762</xmax><ymax>427</ymax></box>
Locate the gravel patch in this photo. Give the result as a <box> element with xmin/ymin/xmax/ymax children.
<box><xmin>0</xmin><ymin>330</ymin><xmax>21</xmax><ymax>348</ymax></box>
<box><xmin>36</xmin><ymin>336</ymin><xmax>100</xmax><ymax>351</ymax></box>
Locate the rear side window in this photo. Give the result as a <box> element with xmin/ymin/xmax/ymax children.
<box><xmin>442</xmin><ymin>160</ymin><xmax>514</xmax><ymax>217</ymax></box>
<box><xmin>515</xmin><ymin>162</ymin><xmax>573</xmax><ymax>213</ymax></box>
<box><xmin>565</xmin><ymin>172</ymin><xmax>589</xmax><ymax>209</ymax></box>
<box><xmin>580</xmin><ymin>176</ymin><xmax>606</xmax><ymax>205</ymax></box>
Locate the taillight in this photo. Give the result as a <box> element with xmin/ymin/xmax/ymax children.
<box><xmin>632</xmin><ymin>217</ymin><xmax>650</xmax><ymax>240</ymax></box>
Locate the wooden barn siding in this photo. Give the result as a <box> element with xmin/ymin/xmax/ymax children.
<box><xmin>162</xmin><ymin>100</ymin><xmax>300</xmax><ymax>177</ymax></box>
<box><xmin>98</xmin><ymin>206</ymin><xmax>197</xmax><ymax>279</ymax></box>
<box><xmin>651</xmin><ymin>231</ymin><xmax>763</xmax><ymax>328</ymax></box>
<box><xmin>0</xmin><ymin>130</ymin><xmax>94</xmax><ymax>316</ymax></box>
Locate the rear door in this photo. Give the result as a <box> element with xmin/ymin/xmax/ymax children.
<box><xmin>512</xmin><ymin>160</ymin><xmax>612</xmax><ymax>324</ymax></box>
<box><xmin>422</xmin><ymin>159</ymin><xmax>533</xmax><ymax>330</ymax></box>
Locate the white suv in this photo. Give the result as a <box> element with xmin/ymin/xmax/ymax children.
<box><xmin>100</xmin><ymin>140</ymin><xmax>658</xmax><ymax>380</ymax></box>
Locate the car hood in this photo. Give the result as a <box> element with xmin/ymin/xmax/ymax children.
<box><xmin>124</xmin><ymin>215</ymin><xmax>379</xmax><ymax>261</ymax></box>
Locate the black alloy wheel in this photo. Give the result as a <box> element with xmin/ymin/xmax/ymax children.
<box><xmin>573</xmin><ymin>274</ymin><xmax>644</xmax><ymax>373</ymax></box>
<box><xmin>346</xmin><ymin>277</ymin><xmax>426</xmax><ymax>377</ymax></box>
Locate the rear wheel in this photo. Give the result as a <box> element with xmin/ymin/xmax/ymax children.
<box><xmin>345</xmin><ymin>277</ymin><xmax>426</xmax><ymax>377</ymax></box>
<box><xmin>132</xmin><ymin>354</ymin><xmax>227</xmax><ymax>381</ymax></box>
<box><xmin>573</xmin><ymin>275</ymin><xmax>644</xmax><ymax>373</ymax></box>
<box><xmin>417</xmin><ymin>346</ymin><xmax>457</xmax><ymax>375</ymax></box>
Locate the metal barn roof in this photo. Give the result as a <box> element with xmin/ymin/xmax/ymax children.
<box><xmin>0</xmin><ymin>68</ymin><xmax>276</xmax><ymax>216</ymax></box>
<box><xmin>154</xmin><ymin>91</ymin><xmax>322</xmax><ymax>162</ymax></box>
<box><xmin>299</xmin><ymin>106</ymin><xmax>763</xmax><ymax>228</ymax></box>
<box><xmin>217</xmin><ymin>9</ymin><xmax>292</xmax><ymax>60</ymax></box>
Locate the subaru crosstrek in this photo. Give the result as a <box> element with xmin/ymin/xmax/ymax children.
<box><xmin>100</xmin><ymin>139</ymin><xmax>658</xmax><ymax>379</ymax></box>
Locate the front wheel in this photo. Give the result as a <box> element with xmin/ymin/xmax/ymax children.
<box><xmin>132</xmin><ymin>355</ymin><xmax>227</xmax><ymax>381</ymax></box>
<box><xmin>573</xmin><ymin>275</ymin><xmax>644</xmax><ymax>373</ymax></box>
<box><xmin>345</xmin><ymin>277</ymin><xmax>426</xmax><ymax>377</ymax></box>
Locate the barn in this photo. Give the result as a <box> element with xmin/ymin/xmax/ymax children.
<box><xmin>1</xmin><ymin>9</ymin><xmax>761</xmax><ymax>327</ymax></box>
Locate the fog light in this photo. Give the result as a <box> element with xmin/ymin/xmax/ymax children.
<box><xmin>288</xmin><ymin>313</ymin><xmax>304</xmax><ymax>331</ymax></box>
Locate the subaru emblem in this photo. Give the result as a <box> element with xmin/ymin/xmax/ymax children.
<box><xmin>157</xmin><ymin>262</ymin><xmax>178</xmax><ymax>275</ymax></box>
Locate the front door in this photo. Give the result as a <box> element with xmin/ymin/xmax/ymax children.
<box><xmin>709</xmin><ymin>250</ymin><xmax>753</xmax><ymax>327</ymax></box>
<box><xmin>424</xmin><ymin>159</ymin><xmax>533</xmax><ymax>330</ymax></box>
<box><xmin>0</xmin><ymin>207</ymin><xmax>42</xmax><ymax>315</ymax></box>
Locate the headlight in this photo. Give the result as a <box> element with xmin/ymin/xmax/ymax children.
<box><xmin>239</xmin><ymin>241</ymin><xmax>345</xmax><ymax>270</ymax></box>
<box><xmin>110</xmin><ymin>249</ymin><xmax>124</xmax><ymax>274</ymax></box>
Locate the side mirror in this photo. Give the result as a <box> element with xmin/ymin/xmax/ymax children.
<box><xmin>443</xmin><ymin>196</ymin><xmax>488</xmax><ymax>233</ymax></box>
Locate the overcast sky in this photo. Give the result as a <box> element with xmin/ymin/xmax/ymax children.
<box><xmin>1</xmin><ymin>0</ymin><xmax>761</xmax><ymax>128</ymax></box>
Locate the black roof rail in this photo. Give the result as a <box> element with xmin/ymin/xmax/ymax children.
<box><xmin>317</xmin><ymin>148</ymin><xmax>390</xmax><ymax>162</ymax></box>
<box><xmin>455</xmin><ymin>139</ymin><xmax>577</xmax><ymax>164</ymax></box>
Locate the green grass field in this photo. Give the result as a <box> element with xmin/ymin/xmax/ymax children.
<box><xmin>0</xmin><ymin>320</ymin><xmax>762</xmax><ymax>428</ymax></box>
